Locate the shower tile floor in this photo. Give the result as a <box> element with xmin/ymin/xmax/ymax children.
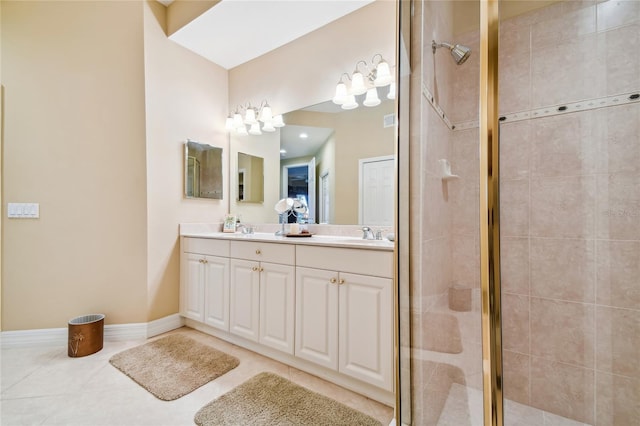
<box><xmin>436</xmin><ymin>383</ymin><xmax>591</xmax><ymax>426</ymax></box>
<box><xmin>0</xmin><ymin>327</ymin><xmax>394</xmax><ymax>425</ymax></box>
<box><xmin>412</xmin><ymin>291</ymin><xmax>592</xmax><ymax>426</ymax></box>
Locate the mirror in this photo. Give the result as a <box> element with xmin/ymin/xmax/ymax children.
<box><xmin>237</xmin><ymin>152</ymin><xmax>264</xmax><ymax>203</ymax></box>
<box><xmin>184</xmin><ymin>141</ymin><xmax>223</xmax><ymax>199</ymax></box>
<box><xmin>232</xmin><ymin>98</ymin><xmax>395</xmax><ymax>225</ymax></box>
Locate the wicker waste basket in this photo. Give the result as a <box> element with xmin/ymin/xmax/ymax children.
<box><xmin>68</xmin><ymin>314</ymin><xmax>105</xmax><ymax>357</ymax></box>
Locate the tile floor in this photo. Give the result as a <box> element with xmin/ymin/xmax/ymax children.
<box><xmin>1</xmin><ymin>327</ymin><xmax>394</xmax><ymax>426</ymax></box>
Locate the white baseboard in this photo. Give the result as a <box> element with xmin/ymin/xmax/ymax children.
<box><xmin>147</xmin><ymin>313</ymin><xmax>185</xmax><ymax>338</ymax></box>
<box><xmin>0</xmin><ymin>314</ymin><xmax>185</xmax><ymax>348</ymax></box>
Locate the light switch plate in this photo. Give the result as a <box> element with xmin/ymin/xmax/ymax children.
<box><xmin>7</xmin><ymin>203</ymin><xmax>40</xmax><ymax>218</ymax></box>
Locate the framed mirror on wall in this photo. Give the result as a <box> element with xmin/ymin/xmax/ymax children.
<box><xmin>184</xmin><ymin>140</ymin><xmax>223</xmax><ymax>200</ymax></box>
<box><xmin>236</xmin><ymin>152</ymin><xmax>264</xmax><ymax>203</ymax></box>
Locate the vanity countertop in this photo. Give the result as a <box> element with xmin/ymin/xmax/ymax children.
<box><xmin>180</xmin><ymin>231</ymin><xmax>394</xmax><ymax>252</ymax></box>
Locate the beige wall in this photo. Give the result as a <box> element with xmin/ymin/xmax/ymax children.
<box><xmin>312</xmin><ymin>136</ymin><xmax>336</xmax><ymax>223</ymax></box>
<box><xmin>332</xmin><ymin>101</ymin><xmax>395</xmax><ymax>224</ymax></box>
<box><xmin>228</xmin><ymin>0</ymin><xmax>396</xmax><ymax>117</ymax></box>
<box><xmin>2</xmin><ymin>1</ymin><xmax>149</xmax><ymax>329</ymax></box>
<box><xmin>1</xmin><ymin>1</ymin><xmax>230</xmax><ymax>330</ymax></box>
<box><xmin>143</xmin><ymin>1</ymin><xmax>229</xmax><ymax>322</ymax></box>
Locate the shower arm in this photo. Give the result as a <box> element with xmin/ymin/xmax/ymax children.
<box><xmin>432</xmin><ymin>41</ymin><xmax>455</xmax><ymax>54</ymax></box>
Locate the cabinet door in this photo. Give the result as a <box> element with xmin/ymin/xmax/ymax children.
<box><xmin>295</xmin><ymin>267</ymin><xmax>339</xmax><ymax>370</ymax></box>
<box><xmin>338</xmin><ymin>272</ymin><xmax>393</xmax><ymax>391</ymax></box>
<box><xmin>259</xmin><ymin>262</ymin><xmax>295</xmax><ymax>354</ymax></box>
<box><xmin>229</xmin><ymin>259</ymin><xmax>260</xmax><ymax>341</ymax></box>
<box><xmin>203</xmin><ymin>255</ymin><xmax>230</xmax><ymax>331</ymax></box>
<box><xmin>182</xmin><ymin>253</ymin><xmax>205</xmax><ymax>321</ymax></box>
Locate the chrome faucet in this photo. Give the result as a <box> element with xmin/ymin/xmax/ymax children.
<box><xmin>362</xmin><ymin>226</ymin><xmax>375</xmax><ymax>240</ymax></box>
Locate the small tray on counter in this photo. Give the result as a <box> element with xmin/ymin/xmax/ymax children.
<box><xmin>285</xmin><ymin>233</ymin><xmax>314</xmax><ymax>238</ymax></box>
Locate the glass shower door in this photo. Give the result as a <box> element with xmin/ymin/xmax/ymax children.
<box><xmin>398</xmin><ymin>0</ymin><xmax>639</xmax><ymax>425</ymax></box>
<box><xmin>400</xmin><ymin>0</ymin><xmax>484</xmax><ymax>424</ymax></box>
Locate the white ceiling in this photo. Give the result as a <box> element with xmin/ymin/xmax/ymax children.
<box><xmin>279</xmin><ymin>124</ymin><xmax>334</xmax><ymax>160</ymax></box>
<box><xmin>168</xmin><ymin>0</ymin><xmax>374</xmax><ymax>70</ymax></box>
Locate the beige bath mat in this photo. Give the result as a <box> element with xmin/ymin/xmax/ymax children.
<box><xmin>109</xmin><ymin>333</ymin><xmax>239</xmax><ymax>401</ymax></box>
<box><xmin>194</xmin><ymin>372</ymin><xmax>382</xmax><ymax>426</ymax></box>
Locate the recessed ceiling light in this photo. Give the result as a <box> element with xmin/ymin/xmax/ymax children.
<box><xmin>299</xmin><ymin>133</ymin><xmax>308</xmax><ymax>139</ymax></box>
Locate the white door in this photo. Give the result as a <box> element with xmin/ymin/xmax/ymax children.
<box><xmin>338</xmin><ymin>272</ymin><xmax>393</xmax><ymax>391</ymax></box>
<box><xmin>295</xmin><ymin>266</ymin><xmax>338</xmax><ymax>370</ymax></box>
<box><xmin>259</xmin><ymin>262</ymin><xmax>295</xmax><ymax>354</ymax></box>
<box><xmin>229</xmin><ymin>259</ymin><xmax>260</xmax><ymax>341</ymax></box>
<box><xmin>203</xmin><ymin>255</ymin><xmax>230</xmax><ymax>331</ymax></box>
<box><xmin>182</xmin><ymin>253</ymin><xmax>204</xmax><ymax>321</ymax></box>
<box><xmin>359</xmin><ymin>156</ymin><xmax>394</xmax><ymax>226</ymax></box>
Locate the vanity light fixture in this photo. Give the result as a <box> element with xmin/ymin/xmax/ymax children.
<box><xmin>225</xmin><ymin>100</ymin><xmax>285</xmax><ymax>136</ymax></box>
<box><xmin>332</xmin><ymin>53</ymin><xmax>395</xmax><ymax>110</ymax></box>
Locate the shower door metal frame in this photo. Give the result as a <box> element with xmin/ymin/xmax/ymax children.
<box><xmin>479</xmin><ymin>0</ymin><xmax>503</xmax><ymax>425</ymax></box>
<box><xmin>395</xmin><ymin>1</ymin><xmax>504</xmax><ymax>425</ymax></box>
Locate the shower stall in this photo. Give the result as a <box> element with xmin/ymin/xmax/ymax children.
<box><xmin>397</xmin><ymin>0</ymin><xmax>639</xmax><ymax>425</ymax></box>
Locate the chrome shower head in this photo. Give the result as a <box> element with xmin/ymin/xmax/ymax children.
<box><xmin>432</xmin><ymin>40</ymin><xmax>471</xmax><ymax>65</ymax></box>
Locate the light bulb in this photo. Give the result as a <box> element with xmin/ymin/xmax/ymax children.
<box><xmin>350</xmin><ymin>71</ymin><xmax>367</xmax><ymax>95</ymax></box>
<box><xmin>260</xmin><ymin>105</ymin><xmax>273</xmax><ymax>123</ymax></box>
<box><xmin>332</xmin><ymin>82</ymin><xmax>348</xmax><ymax>105</ymax></box>
<box><xmin>233</xmin><ymin>113</ymin><xmax>244</xmax><ymax>129</ymax></box>
<box><xmin>248</xmin><ymin>122</ymin><xmax>262</xmax><ymax>135</ymax></box>
<box><xmin>262</xmin><ymin>122</ymin><xmax>276</xmax><ymax>132</ymax></box>
<box><xmin>225</xmin><ymin>117</ymin><xmax>234</xmax><ymax>131</ymax></box>
<box><xmin>341</xmin><ymin>94</ymin><xmax>358</xmax><ymax>110</ymax></box>
<box><xmin>273</xmin><ymin>114</ymin><xmax>285</xmax><ymax>128</ymax></box>
<box><xmin>244</xmin><ymin>108</ymin><xmax>257</xmax><ymax>125</ymax></box>
<box><xmin>374</xmin><ymin>60</ymin><xmax>393</xmax><ymax>86</ymax></box>
<box><xmin>363</xmin><ymin>88</ymin><xmax>381</xmax><ymax>107</ymax></box>
<box><xmin>387</xmin><ymin>82</ymin><xmax>396</xmax><ymax>100</ymax></box>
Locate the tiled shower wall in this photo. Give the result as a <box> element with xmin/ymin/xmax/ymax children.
<box><xmin>448</xmin><ymin>0</ymin><xmax>639</xmax><ymax>424</ymax></box>
<box><xmin>412</xmin><ymin>0</ymin><xmax>639</xmax><ymax>425</ymax></box>
<box><xmin>496</xmin><ymin>1</ymin><xmax>640</xmax><ymax>424</ymax></box>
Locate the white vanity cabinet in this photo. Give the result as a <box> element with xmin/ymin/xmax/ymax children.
<box><xmin>229</xmin><ymin>241</ymin><xmax>295</xmax><ymax>354</ymax></box>
<box><xmin>180</xmin><ymin>232</ymin><xmax>395</xmax><ymax>403</ymax></box>
<box><xmin>295</xmin><ymin>246</ymin><xmax>393</xmax><ymax>392</ymax></box>
<box><xmin>180</xmin><ymin>238</ymin><xmax>230</xmax><ymax>331</ymax></box>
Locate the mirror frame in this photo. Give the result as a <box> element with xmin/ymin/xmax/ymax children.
<box><xmin>184</xmin><ymin>140</ymin><xmax>223</xmax><ymax>200</ymax></box>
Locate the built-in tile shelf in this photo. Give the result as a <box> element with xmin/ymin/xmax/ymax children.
<box><xmin>439</xmin><ymin>159</ymin><xmax>460</xmax><ymax>181</ymax></box>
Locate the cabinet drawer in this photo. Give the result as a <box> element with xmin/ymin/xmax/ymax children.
<box><xmin>230</xmin><ymin>241</ymin><xmax>295</xmax><ymax>265</ymax></box>
<box><xmin>183</xmin><ymin>237</ymin><xmax>230</xmax><ymax>257</ymax></box>
<box><xmin>296</xmin><ymin>246</ymin><xmax>392</xmax><ymax>278</ymax></box>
